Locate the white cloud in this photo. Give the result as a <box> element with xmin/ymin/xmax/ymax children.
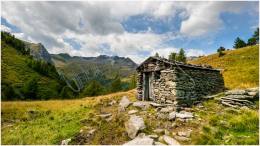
<box><xmin>179</xmin><ymin>1</ymin><xmax>255</xmax><ymax>37</ymax></box>
<box><xmin>1</xmin><ymin>1</ymin><xmax>257</xmax><ymax>63</ymax></box>
<box><xmin>186</xmin><ymin>49</ymin><xmax>205</xmax><ymax>57</ymax></box>
<box><xmin>151</xmin><ymin>47</ymin><xmax>179</xmax><ymax>58</ymax></box>
<box><xmin>1</xmin><ymin>25</ymin><xmax>11</xmax><ymax>32</ymax></box>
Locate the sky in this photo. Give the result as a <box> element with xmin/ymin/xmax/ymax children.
<box><xmin>1</xmin><ymin>1</ymin><xmax>259</xmax><ymax>63</ymax></box>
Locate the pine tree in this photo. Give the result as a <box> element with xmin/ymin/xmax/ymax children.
<box><xmin>253</xmin><ymin>27</ymin><xmax>259</xmax><ymax>44</ymax></box>
<box><xmin>176</xmin><ymin>48</ymin><xmax>186</xmax><ymax>63</ymax></box>
<box><xmin>168</xmin><ymin>52</ymin><xmax>177</xmax><ymax>61</ymax></box>
<box><xmin>233</xmin><ymin>37</ymin><xmax>247</xmax><ymax>49</ymax></box>
<box><xmin>247</xmin><ymin>37</ymin><xmax>257</xmax><ymax>46</ymax></box>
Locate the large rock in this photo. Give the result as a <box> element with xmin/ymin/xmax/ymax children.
<box><xmin>163</xmin><ymin>135</ymin><xmax>180</xmax><ymax>145</ymax></box>
<box><xmin>150</xmin><ymin>102</ymin><xmax>166</xmax><ymax>107</ymax></box>
<box><xmin>174</xmin><ymin>135</ymin><xmax>190</xmax><ymax>142</ymax></box>
<box><xmin>125</xmin><ymin>115</ymin><xmax>146</xmax><ymax>139</ymax></box>
<box><xmin>119</xmin><ymin>96</ymin><xmax>131</xmax><ymax>111</ymax></box>
<box><xmin>157</xmin><ymin>113</ymin><xmax>168</xmax><ymax>120</ymax></box>
<box><xmin>123</xmin><ymin>136</ymin><xmax>154</xmax><ymax>145</ymax></box>
<box><xmin>225</xmin><ymin>90</ymin><xmax>246</xmax><ymax>95</ymax></box>
<box><xmin>168</xmin><ymin>111</ymin><xmax>176</xmax><ymax>120</ymax></box>
<box><xmin>177</xmin><ymin>129</ymin><xmax>192</xmax><ymax>138</ymax></box>
<box><xmin>154</xmin><ymin>141</ymin><xmax>166</xmax><ymax>145</ymax></box>
<box><xmin>128</xmin><ymin>110</ymin><xmax>138</xmax><ymax>115</ymax></box>
<box><xmin>153</xmin><ymin>129</ymin><xmax>164</xmax><ymax>134</ymax></box>
<box><xmin>98</xmin><ymin>113</ymin><xmax>112</xmax><ymax>119</ymax></box>
<box><xmin>133</xmin><ymin>101</ymin><xmax>150</xmax><ymax>110</ymax></box>
<box><xmin>61</xmin><ymin>138</ymin><xmax>71</xmax><ymax>145</ymax></box>
<box><xmin>160</xmin><ymin>106</ymin><xmax>174</xmax><ymax>113</ymax></box>
<box><xmin>176</xmin><ymin>111</ymin><xmax>194</xmax><ymax>119</ymax></box>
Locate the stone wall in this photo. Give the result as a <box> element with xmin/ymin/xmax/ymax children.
<box><xmin>137</xmin><ymin>65</ymin><xmax>225</xmax><ymax>107</ymax></box>
<box><xmin>137</xmin><ymin>72</ymin><xmax>143</xmax><ymax>100</ymax></box>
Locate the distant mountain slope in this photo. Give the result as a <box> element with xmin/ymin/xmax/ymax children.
<box><xmin>51</xmin><ymin>53</ymin><xmax>138</xmax><ymax>89</ymax></box>
<box><xmin>24</xmin><ymin>42</ymin><xmax>53</xmax><ymax>64</ymax></box>
<box><xmin>189</xmin><ymin>45</ymin><xmax>259</xmax><ymax>89</ymax></box>
<box><xmin>1</xmin><ymin>32</ymin><xmax>65</xmax><ymax>100</ymax></box>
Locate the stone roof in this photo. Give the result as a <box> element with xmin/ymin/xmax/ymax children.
<box><xmin>136</xmin><ymin>56</ymin><xmax>221</xmax><ymax>71</ymax></box>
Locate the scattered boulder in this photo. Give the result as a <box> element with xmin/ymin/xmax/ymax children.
<box><xmin>163</xmin><ymin>135</ymin><xmax>180</xmax><ymax>145</ymax></box>
<box><xmin>168</xmin><ymin>111</ymin><xmax>176</xmax><ymax>120</ymax></box>
<box><xmin>160</xmin><ymin>106</ymin><xmax>174</xmax><ymax>113</ymax></box>
<box><xmin>164</xmin><ymin>129</ymin><xmax>170</xmax><ymax>136</ymax></box>
<box><xmin>154</xmin><ymin>141</ymin><xmax>166</xmax><ymax>145</ymax></box>
<box><xmin>133</xmin><ymin>101</ymin><xmax>150</xmax><ymax>110</ymax></box>
<box><xmin>174</xmin><ymin>135</ymin><xmax>190</xmax><ymax>142</ymax></box>
<box><xmin>153</xmin><ymin>129</ymin><xmax>164</xmax><ymax>134</ymax></box>
<box><xmin>108</xmin><ymin>100</ymin><xmax>117</xmax><ymax>106</ymax></box>
<box><xmin>128</xmin><ymin>110</ymin><xmax>138</xmax><ymax>115</ymax></box>
<box><xmin>157</xmin><ymin>113</ymin><xmax>168</xmax><ymax>120</ymax></box>
<box><xmin>123</xmin><ymin>135</ymin><xmax>154</xmax><ymax>145</ymax></box>
<box><xmin>125</xmin><ymin>115</ymin><xmax>146</xmax><ymax>139</ymax></box>
<box><xmin>176</xmin><ymin>111</ymin><xmax>194</xmax><ymax>119</ymax></box>
<box><xmin>149</xmin><ymin>102</ymin><xmax>166</xmax><ymax>107</ymax></box>
<box><xmin>177</xmin><ymin>129</ymin><xmax>192</xmax><ymax>138</ymax></box>
<box><xmin>88</xmin><ymin>129</ymin><xmax>96</xmax><ymax>135</ymax></box>
<box><xmin>148</xmin><ymin>134</ymin><xmax>159</xmax><ymax>139</ymax></box>
<box><xmin>98</xmin><ymin>113</ymin><xmax>112</xmax><ymax>119</ymax></box>
<box><xmin>119</xmin><ymin>96</ymin><xmax>131</xmax><ymax>111</ymax></box>
<box><xmin>165</xmin><ymin>100</ymin><xmax>173</xmax><ymax>104</ymax></box>
<box><xmin>61</xmin><ymin>138</ymin><xmax>71</xmax><ymax>145</ymax></box>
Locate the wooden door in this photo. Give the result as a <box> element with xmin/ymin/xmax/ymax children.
<box><xmin>144</xmin><ymin>73</ymin><xmax>150</xmax><ymax>100</ymax></box>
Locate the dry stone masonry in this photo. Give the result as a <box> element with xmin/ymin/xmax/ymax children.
<box><xmin>219</xmin><ymin>87</ymin><xmax>258</xmax><ymax>108</ymax></box>
<box><xmin>136</xmin><ymin>56</ymin><xmax>224</xmax><ymax>108</ymax></box>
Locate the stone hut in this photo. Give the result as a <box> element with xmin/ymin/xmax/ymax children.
<box><xmin>136</xmin><ymin>56</ymin><xmax>224</xmax><ymax>107</ymax></box>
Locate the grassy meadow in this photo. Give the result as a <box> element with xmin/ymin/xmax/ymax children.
<box><xmin>1</xmin><ymin>90</ymin><xmax>136</xmax><ymax>144</ymax></box>
<box><xmin>190</xmin><ymin>45</ymin><xmax>259</xmax><ymax>89</ymax></box>
<box><xmin>1</xmin><ymin>90</ymin><xmax>258</xmax><ymax>145</ymax></box>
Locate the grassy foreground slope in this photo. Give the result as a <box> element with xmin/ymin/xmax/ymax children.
<box><xmin>1</xmin><ymin>90</ymin><xmax>136</xmax><ymax>144</ymax></box>
<box><xmin>1</xmin><ymin>90</ymin><xmax>258</xmax><ymax>145</ymax></box>
<box><xmin>190</xmin><ymin>45</ymin><xmax>259</xmax><ymax>89</ymax></box>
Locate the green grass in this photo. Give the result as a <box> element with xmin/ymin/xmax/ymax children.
<box><xmin>1</xmin><ymin>90</ymin><xmax>136</xmax><ymax>144</ymax></box>
<box><xmin>191</xmin><ymin>100</ymin><xmax>259</xmax><ymax>145</ymax></box>
<box><xmin>1</xmin><ymin>90</ymin><xmax>259</xmax><ymax>145</ymax></box>
<box><xmin>190</xmin><ymin>45</ymin><xmax>259</xmax><ymax>89</ymax></box>
<box><xmin>1</xmin><ymin>41</ymin><xmax>62</xmax><ymax>99</ymax></box>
